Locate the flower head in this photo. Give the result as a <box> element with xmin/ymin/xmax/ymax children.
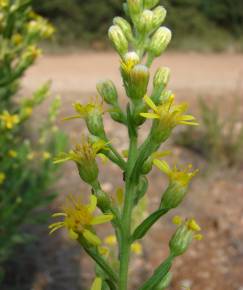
<box><xmin>65</xmin><ymin>98</ymin><xmax>105</xmax><ymax>138</ymax></box>
<box><xmin>154</xmin><ymin>159</ymin><xmax>198</xmax><ymax>187</ymax></box>
<box><xmin>49</xmin><ymin>194</ymin><xmax>113</xmax><ymax>245</ymax></box>
<box><xmin>154</xmin><ymin>160</ymin><xmax>198</xmax><ymax>209</ymax></box>
<box><xmin>0</xmin><ymin>111</ymin><xmax>20</xmax><ymax>129</ymax></box>
<box><xmin>141</xmin><ymin>94</ymin><xmax>198</xmax><ymax>128</ymax></box>
<box><xmin>54</xmin><ymin>137</ymin><xmax>108</xmax><ymax>184</ymax></box>
<box><xmin>170</xmin><ymin>216</ymin><xmax>202</xmax><ymax>256</ymax></box>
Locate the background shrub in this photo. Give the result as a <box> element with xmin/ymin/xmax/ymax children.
<box><xmin>32</xmin><ymin>0</ymin><xmax>243</xmax><ymax>50</ymax></box>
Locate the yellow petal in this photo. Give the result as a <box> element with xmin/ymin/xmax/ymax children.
<box><xmin>91</xmin><ymin>214</ymin><xmax>113</xmax><ymax>225</ymax></box>
<box><xmin>91</xmin><ymin>277</ymin><xmax>102</xmax><ymax>290</ymax></box>
<box><xmin>83</xmin><ymin>229</ymin><xmax>101</xmax><ymax>246</ymax></box>
<box><xmin>52</xmin><ymin>212</ymin><xmax>67</xmax><ymax>218</ymax></box>
<box><xmin>140</xmin><ymin>112</ymin><xmax>160</xmax><ymax>119</ymax></box>
<box><xmin>144</xmin><ymin>95</ymin><xmax>158</xmax><ymax>113</ymax></box>
<box><xmin>187</xmin><ymin>219</ymin><xmax>201</xmax><ymax>232</ymax></box>
<box><xmin>87</xmin><ymin>195</ymin><xmax>97</xmax><ymax>213</ymax></box>
<box><xmin>153</xmin><ymin>159</ymin><xmax>171</xmax><ymax>175</ymax></box>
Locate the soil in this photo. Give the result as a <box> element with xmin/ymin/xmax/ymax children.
<box><xmin>10</xmin><ymin>52</ymin><xmax>243</xmax><ymax>290</ymax></box>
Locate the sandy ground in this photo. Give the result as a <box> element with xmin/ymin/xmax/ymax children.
<box><xmin>23</xmin><ymin>52</ymin><xmax>243</xmax><ymax>96</ymax></box>
<box><xmin>13</xmin><ymin>52</ymin><xmax>243</xmax><ymax>290</ymax></box>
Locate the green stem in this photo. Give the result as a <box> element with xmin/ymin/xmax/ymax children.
<box><xmin>107</xmin><ymin>144</ymin><xmax>126</xmax><ymax>170</ymax></box>
<box><xmin>119</xmin><ymin>133</ymin><xmax>137</xmax><ymax>290</ymax></box>
<box><xmin>78</xmin><ymin>236</ymin><xmax>118</xmax><ymax>285</ymax></box>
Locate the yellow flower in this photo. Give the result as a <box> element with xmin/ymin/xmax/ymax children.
<box><xmin>153</xmin><ymin>159</ymin><xmax>198</xmax><ymax>187</ymax></box>
<box><xmin>0</xmin><ymin>0</ymin><xmax>8</xmax><ymax>8</ymax></box>
<box><xmin>8</xmin><ymin>150</ymin><xmax>17</xmax><ymax>158</ymax></box>
<box><xmin>11</xmin><ymin>33</ymin><xmax>23</xmax><ymax>45</ymax></box>
<box><xmin>43</xmin><ymin>151</ymin><xmax>51</xmax><ymax>160</ymax></box>
<box><xmin>66</xmin><ymin>99</ymin><xmax>103</xmax><ymax>120</ymax></box>
<box><xmin>140</xmin><ymin>94</ymin><xmax>198</xmax><ymax>128</ymax></box>
<box><xmin>91</xmin><ymin>277</ymin><xmax>102</xmax><ymax>290</ymax></box>
<box><xmin>49</xmin><ymin>194</ymin><xmax>113</xmax><ymax>245</ymax></box>
<box><xmin>54</xmin><ymin>138</ymin><xmax>107</xmax><ymax>165</ymax></box>
<box><xmin>0</xmin><ymin>172</ymin><xmax>6</xmax><ymax>185</ymax></box>
<box><xmin>0</xmin><ymin>111</ymin><xmax>20</xmax><ymax>129</ymax></box>
<box><xmin>131</xmin><ymin>242</ymin><xmax>142</xmax><ymax>255</ymax></box>
<box><xmin>23</xmin><ymin>46</ymin><xmax>42</xmax><ymax>61</ymax></box>
<box><xmin>54</xmin><ymin>137</ymin><xmax>108</xmax><ymax>183</ymax></box>
<box><xmin>104</xmin><ymin>234</ymin><xmax>117</xmax><ymax>246</ymax></box>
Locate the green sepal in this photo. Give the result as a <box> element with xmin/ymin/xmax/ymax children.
<box><xmin>132</xmin><ymin>207</ymin><xmax>168</xmax><ymax>241</ymax></box>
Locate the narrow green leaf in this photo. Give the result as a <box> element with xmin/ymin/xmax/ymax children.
<box><xmin>132</xmin><ymin>208</ymin><xmax>168</xmax><ymax>241</ymax></box>
<box><xmin>138</xmin><ymin>255</ymin><xmax>174</xmax><ymax>290</ymax></box>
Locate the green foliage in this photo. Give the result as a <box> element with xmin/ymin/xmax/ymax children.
<box><xmin>175</xmin><ymin>97</ymin><xmax>243</xmax><ymax>167</ymax></box>
<box><xmin>0</xmin><ymin>0</ymin><xmax>67</xmax><ymax>278</ymax></box>
<box><xmin>32</xmin><ymin>0</ymin><xmax>243</xmax><ymax>50</ymax></box>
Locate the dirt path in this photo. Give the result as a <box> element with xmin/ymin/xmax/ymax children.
<box><xmin>24</xmin><ymin>52</ymin><xmax>243</xmax><ymax>96</ymax></box>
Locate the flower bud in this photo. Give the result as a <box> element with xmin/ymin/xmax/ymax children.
<box><xmin>149</xmin><ymin>27</ymin><xmax>172</xmax><ymax>57</ymax></box>
<box><xmin>153</xmin><ymin>67</ymin><xmax>170</xmax><ymax>89</ymax></box>
<box><xmin>129</xmin><ymin>64</ymin><xmax>149</xmax><ymax>100</ymax></box>
<box><xmin>169</xmin><ymin>218</ymin><xmax>202</xmax><ymax>257</ymax></box>
<box><xmin>96</xmin><ymin>80</ymin><xmax>118</xmax><ymax>105</ymax></box>
<box><xmin>108</xmin><ymin>25</ymin><xmax>128</xmax><ymax>56</ymax></box>
<box><xmin>160</xmin><ymin>181</ymin><xmax>187</xmax><ymax>210</ymax></box>
<box><xmin>137</xmin><ymin>9</ymin><xmax>154</xmax><ymax>34</ymax></box>
<box><xmin>110</xmin><ymin>108</ymin><xmax>126</xmax><ymax>124</ymax></box>
<box><xmin>127</xmin><ymin>0</ymin><xmax>143</xmax><ymax>17</ymax></box>
<box><xmin>143</xmin><ymin>0</ymin><xmax>160</xmax><ymax>9</ymax></box>
<box><xmin>113</xmin><ymin>17</ymin><xmax>133</xmax><ymax>42</ymax></box>
<box><xmin>86</xmin><ymin>111</ymin><xmax>105</xmax><ymax>139</ymax></box>
<box><xmin>122</xmin><ymin>52</ymin><xmax>140</xmax><ymax>74</ymax></box>
<box><xmin>152</xmin><ymin>6</ymin><xmax>167</xmax><ymax>29</ymax></box>
<box><xmin>154</xmin><ymin>272</ymin><xmax>172</xmax><ymax>290</ymax></box>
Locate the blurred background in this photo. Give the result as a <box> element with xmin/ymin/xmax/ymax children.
<box><xmin>2</xmin><ymin>1</ymin><xmax>243</xmax><ymax>290</ymax></box>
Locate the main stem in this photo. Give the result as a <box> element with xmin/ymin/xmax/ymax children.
<box><xmin>119</xmin><ymin>134</ymin><xmax>137</xmax><ymax>290</ymax></box>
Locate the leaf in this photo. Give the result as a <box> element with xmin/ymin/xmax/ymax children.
<box><xmin>138</xmin><ymin>256</ymin><xmax>173</xmax><ymax>290</ymax></box>
<box><xmin>132</xmin><ymin>208</ymin><xmax>168</xmax><ymax>242</ymax></box>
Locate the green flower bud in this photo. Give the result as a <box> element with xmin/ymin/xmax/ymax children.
<box><xmin>143</xmin><ymin>0</ymin><xmax>160</xmax><ymax>9</ymax></box>
<box><xmin>96</xmin><ymin>80</ymin><xmax>118</xmax><ymax>105</ymax></box>
<box><xmin>170</xmin><ymin>224</ymin><xmax>193</xmax><ymax>256</ymax></box>
<box><xmin>137</xmin><ymin>9</ymin><xmax>154</xmax><ymax>34</ymax></box>
<box><xmin>108</xmin><ymin>25</ymin><xmax>128</xmax><ymax>56</ymax></box>
<box><xmin>152</xmin><ymin>6</ymin><xmax>167</xmax><ymax>29</ymax></box>
<box><xmin>113</xmin><ymin>17</ymin><xmax>133</xmax><ymax>42</ymax></box>
<box><xmin>154</xmin><ymin>67</ymin><xmax>170</xmax><ymax>88</ymax></box>
<box><xmin>127</xmin><ymin>0</ymin><xmax>143</xmax><ymax>17</ymax></box>
<box><xmin>86</xmin><ymin>110</ymin><xmax>106</xmax><ymax>139</ymax></box>
<box><xmin>110</xmin><ymin>107</ymin><xmax>126</xmax><ymax>124</ymax></box>
<box><xmin>154</xmin><ymin>272</ymin><xmax>172</xmax><ymax>290</ymax></box>
<box><xmin>129</xmin><ymin>64</ymin><xmax>150</xmax><ymax>100</ymax></box>
<box><xmin>93</xmin><ymin>188</ymin><xmax>112</xmax><ymax>212</ymax></box>
<box><xmin>149</xmin><ymin>26</ymin><xmax>172</xmax><ymax>57</ymax></box>
<box><xmin>169</xmin><ymin>218</ymin><xmax>202</xmax><ymax>257</ymax></box>
<box><xmin>160</xmin><ymin>181</ymin><xmax>187</xmax><ymax>209</ymax></box>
